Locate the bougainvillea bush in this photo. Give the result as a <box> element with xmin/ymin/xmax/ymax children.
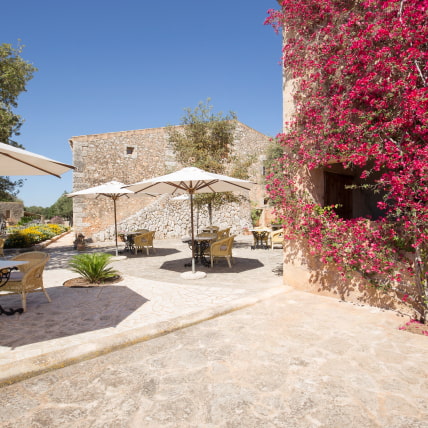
<box><xmin>265</xmin><ymin>0</ymin><xmax>428</xmax><ymax>320</ymax></box>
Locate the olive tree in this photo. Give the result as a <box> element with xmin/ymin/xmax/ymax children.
<box><xmin>168</xmin><ymin>99</ymin><xmax>247</xmax><ymax>222</ymax></box>
<box><xmin>0</xmin><ymin>42</ymin><xmax>37</xmax><ymax>199</ymax></box>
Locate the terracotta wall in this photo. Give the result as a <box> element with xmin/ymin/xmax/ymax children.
<box><xmin>282</xmin><ymin>235</ymin><xmax>418</xmax><ymax>317</ymax></box>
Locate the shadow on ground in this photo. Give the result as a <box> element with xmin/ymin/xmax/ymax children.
<box><xmin>0</xmin><ymin>285</ymin><xmax>148</xmax><ymax>348</ymax></box>
<box><xmin>120</xmin><ymin>247</ymin><xmax>181</xmax><ymax>258</ymax></box>
<box><xmin>45</xmin><ymin>246</ymin><xmax>181</xmax><ymax>269</ymax></box>
<box><xmin>160</xmin><ymin>257</ymin><xmax>265</xmax><ymax>273</ymax></box>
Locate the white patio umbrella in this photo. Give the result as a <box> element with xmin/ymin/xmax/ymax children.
<box><xmin>125</xmin><ymin>167</ymin><xmax>254</xmax><ymax>277</ymax></box>
<box><xmin>67</xmin><ymin>181</ymin><xmax>134</xmax><ymax>256</ymax></box>
<box><xmin>0</xmin><ymin>142</ymin><xmax>74</xmax><ymax>177</ymax></box>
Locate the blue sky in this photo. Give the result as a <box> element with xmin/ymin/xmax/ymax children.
<box><xmin>2</xmin><ymin>0</ymin><xmax>283</xmax><ymax>207</ymax></box>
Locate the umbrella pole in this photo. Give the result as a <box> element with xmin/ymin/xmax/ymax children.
<box><xmin>190</xmin><ymin>191</ymin><xmax>196</xmax><ymax>273</ymax></box>
<box><xmin>113</xmin><ymin>198</ymin><xmax>118</xmax><ymax>257</ymax></box>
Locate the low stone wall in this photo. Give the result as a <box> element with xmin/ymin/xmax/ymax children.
<box><xmin>92</xmin><ymin>194</ymin><xmax>252</xmax><ymax>241</ymax></box>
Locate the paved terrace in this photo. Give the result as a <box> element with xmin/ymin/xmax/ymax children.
<box><xmin>0</xmin><ymin>232</ymin><xmax>427</xmax><ymax>427</ymax></box>
<box><xmin>0</xmin><ymin>232</ymin><xmax>285</xmax><ymax>385</ymax></box>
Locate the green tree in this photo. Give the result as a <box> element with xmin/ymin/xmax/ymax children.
<box><xmin>0</xmin><ymin>177</ymin><xmax>22</xmax><ymax>201</ymax></box>
<box><xmin>168</xmin><ymin>99</ymin><xmax>245</xmax><ymax>222</ymax></box>
<box><xmin>24</xmin><ymin>205</ymin><xmax>48</xmax><ymax>216</ymax></box>
<box><xmin>48</xmin><ymin>192</ymin><xmax>73</xmax><ymax>221</ymax></box>
<box><xmin>264</xmin><ymin>139</ymin><xmax>284</xmax><ymax>180</ymax></box>
<box><xmin>24</xmin><ymin>192</ymin><xmax>73</xmax><ymax>221</ymax></box>
<box><xmin>0</xmin><ymin>42</ymin><xmax>37</xmax><ymax>200</ymax></box>
<box><xmin>168</xmin><ymin>99</ymin><xmax>237</xmax><ymax>173</ymax></box>
<box><xmin>23</xmin><ymin>205</ymin><xmax>49</xmax><ymax>223</ymax></box>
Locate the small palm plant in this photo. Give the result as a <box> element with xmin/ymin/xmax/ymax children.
<box><xmin>69</xmin><ymin>252</ymin><xmax>119</xmax><ymax>284</ymax></box>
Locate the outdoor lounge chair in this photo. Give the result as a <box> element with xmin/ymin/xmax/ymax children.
<box><xmin>0</xmin><ymin>251</ymin><xmax>51</xmax><ymax>312</ymax></box>
<box><xmin>270</xmin><ymin>228</ymin><xmax>284</xmax><ymax>249</ymax></box>
<box><xmin>134</xmin><ymin>231</ymin><xmax>155</xmax><ymax>255</ymax></box>
<box><xmin>210</xmin><ymin>235</ymin><xmax>235</xmax><ymax>268</ymax></box>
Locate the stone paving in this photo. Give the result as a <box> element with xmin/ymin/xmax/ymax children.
<box><xmin>0</xmin><ymin>288</ymin><xmax>427</xmax><ymax>427</ymax></box>
<box><xmin>0</xmin><ymin>232</ymin><xmax>285</xmax><ymax>384</ymax></box>
<box><xmin>0</xmin><ymin>232</ymin><xmax>427</xmax><ymax>427</ymax></box>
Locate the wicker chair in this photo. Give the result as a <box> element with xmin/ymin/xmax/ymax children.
<box><xmin>0</xmin><ymin>251</ymin><xmax>51</xmax><ymax>312</ymax></box>
<box><xmin>0</xmin><ymin>237</ymin><xmax>5</xmax><ymax>257</ymax></box>
<box><xmin>216</xmin><ymin>228</ymin><xmax>230</xmax><ymax>240</ymax></box>
<box><xmin>210</xmin><ymin>235</ymin><xmax>235</xmax><ymax>268</ymax></box>
<box><xmin>251</xmin><ymin>229</ymin><xmax>270</xmax><ymax>249</ymax></box>
<box><xmin>201</xmin><ymin>225</ymin><xmax>219</xmax><ymax>234</ymax></box>
<box><xmin>134</xmin><ymin>231</ymin><xmax>156</xmax><ymax>255</ymax></box>
<box><xmin>270</xmin><ymin>228</ymin><xmax>284</xmax><ymax>249</ymax></box>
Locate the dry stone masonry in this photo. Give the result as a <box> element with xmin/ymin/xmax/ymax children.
<box><xmin>94</xmin><ymin>194</ymin><xmax>252</xmax><ymax>242</ymax></box>
<box><xmin>69</xmin><ymin>122</ymin><xmax>270</xmax><ymax>241</ymax></box>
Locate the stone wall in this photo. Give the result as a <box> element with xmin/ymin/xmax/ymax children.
<box><xmin>0</xmin><ymin>202</ymin><xmax>24</xmax><ymax>224</ymax></box>
<box><xmin>93</xmin><ymin>194</ymin><xmax>252</xmax><ymax>242</ymax></box>
<box><xmin>69</xmin><ymin>121</ymin><xmax>269</xmax><ymax>240</ymax></box>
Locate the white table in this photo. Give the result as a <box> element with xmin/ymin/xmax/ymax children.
<box><xmin>200</xmin><ymin>226</ymin><xmax>218</xmax><ymax>234</ymax></box>
<box><xmin>0</xmin><ymin>260</ymin><xmax>29</xmax><ymax>315</ymax></box>
<box><xmin>0</xmin><ymin>260</ymin><xmax>28</xmax><ymax>270</ymax></box>
<box><xmin>0</xmin><ymin>260</ymin><xmax>28</xmax><ymax>287</ymax></box>
<box><xmin>194</xmin><ymin>234</ymin><xmax>217</xmax><ymax>266</ymax></box>
<box><xmin>249</xmin><ymin>228</ymin><xmax>272</xmax><ymax>249</ymax></box>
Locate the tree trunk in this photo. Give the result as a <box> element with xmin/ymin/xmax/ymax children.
<box><xmin>208</xmin><ymin>202</ymin><xmax>213</xmax><ymax>225</ymax></box>
<box><xmin>414</xmin><ymin>244</ymin><xmax>428</xmax><ymax>322</ymax></box>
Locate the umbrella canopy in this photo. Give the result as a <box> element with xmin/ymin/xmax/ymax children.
<box><xmin>126</xmin><ymin>167</ymin><xmax>254</xmax><ymax>195</ymax></box>
<box><xmin>0</xmin><ymin>142</ymin><xmax>74</xmax><ymax>177</ymax></box>
<box><xmin>67</xmin><ymin>181</ymin><xmax>134</xmax><ymax>256</ymax></box>
<box><xmin>126</xmin><ymin>167</ymin><xmax>254</xmax><ymax>275</ymax></box>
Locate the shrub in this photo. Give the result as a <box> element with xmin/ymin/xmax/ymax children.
<box><xmin>18</xmin><ymin>216</ymin><xmax>38</xmax><ymax>226</ymax></box>
<box><xmin>50</xmin><ymin>216</ymin><xmax>64</xmax><ymax>224</ymax></box>
<box><xmin>5</xmin><ymin>231</ymin><xmax>33</xmax><ymax>248</ymax></box>
<box><xmin>69</xmin><ymin>253</ymin><xmax>119</xmax><ymax>284</ymax></box>
<box><xmin>251</xmin><ymin>208</ymin><xmax>262</xmax><ymax>227</ymax></box>
<box><xmin>4</xmin><ymin>223</ymin><xmax>69</xmax><ymax>248</ymax></box>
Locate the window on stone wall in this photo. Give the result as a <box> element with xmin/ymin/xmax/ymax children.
<box><xmin>323</xmin><ymin>164</ymin><xmax>386</xmax><ymax>220</ymax></box>
<box><xmin>126</xmin><ymin>147</ymin><xmax>134</xmax><ymax>155</ymax></box>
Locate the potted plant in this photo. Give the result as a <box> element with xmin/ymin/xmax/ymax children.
<box><xmin>74</xmin><ymin>233</ymin><xmax>86</xmax><ymax>251</ymax></box>
<box><xmin>68</xmin><ymin>252</ymin><xmax>119</xmax><ymax>285</ymax></box>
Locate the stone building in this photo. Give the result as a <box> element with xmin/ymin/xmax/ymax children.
<box><xmin>69</xmin><ymin>121</ymin><xmax>271</xmax><ymax>241</ymax></box>
<box><xmin>0</xmin><ymin>202</ymin><xmax>24</xmax><ymax>225</ymax></box>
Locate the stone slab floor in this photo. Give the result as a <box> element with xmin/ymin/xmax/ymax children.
<box><xmin>0</xmin><ymin>288</ymin><xmax>427</xmax><ymax>428</ymax></box>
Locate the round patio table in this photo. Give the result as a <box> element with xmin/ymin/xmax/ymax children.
<box><xmin>250</xmin><ymin>228</ymin><xmax>271</xmax><ymax>250</ymax></box>
<box><xmin>0</xmin><ymin>260</ymin><xmax>28</xmax><ymax>315</ymax></box>
<box><xmin>184</xmin><ymin>233</ymin><xmax>217</xmax><ymax>267</ymax></box>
